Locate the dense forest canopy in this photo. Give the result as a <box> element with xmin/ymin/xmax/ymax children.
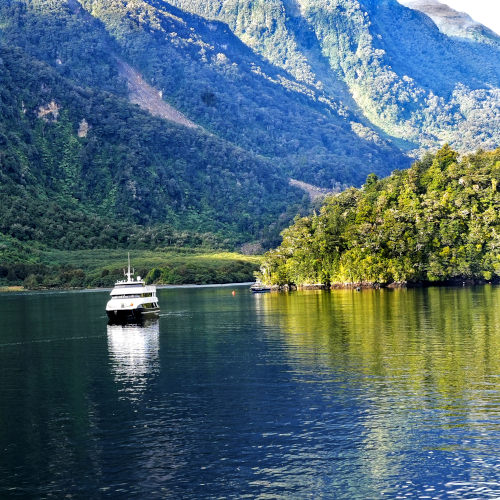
<box><xmin>0</xmin><ymin>42</ymin><xmax>306</xmax><ymax>248</ymax></box>
<box><xmin>165</xmin><ymin>0</ymin><xmax>500</xmax><ymax>155</ymax></box>
<box><xmin>0</xmin><ymin>0</ymin><xmax>499</xmax><ymax>288</ymax></box>
<box><xmin>260</xmin><ymin>147</ymin><xmax>500</xmax><ymax>287</ymax></box>
<box><xmin>0</xmin><ymin>0</ymin><xmax>407</xmax><ymax>189</ymax></box>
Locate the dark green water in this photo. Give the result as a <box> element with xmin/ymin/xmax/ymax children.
<box><xmin>2</xmin><ymin>285</ymin><xmax>500</xmax><ymax>498</ymax></box>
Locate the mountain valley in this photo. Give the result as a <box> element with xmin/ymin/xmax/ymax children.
<box><xmin>0</xmin><ymin>0</ymin><xmax>498</xmax><ymax>286</ymax></box>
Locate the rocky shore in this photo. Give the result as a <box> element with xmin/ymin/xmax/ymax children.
<box><xmin>270</xmin><ymin>278</ymin><xmax>496</xmax><ymax>292</ymax></box>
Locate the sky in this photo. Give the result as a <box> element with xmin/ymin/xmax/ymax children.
<box><xmin>443</xmin><ymin>0</ymin><xmax>500</xmax><ymax>35</ymax></box>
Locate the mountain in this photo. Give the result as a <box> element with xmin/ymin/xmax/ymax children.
<box><xmin>398</xmin><ymin>0</ymin><xmax>500</xmax><ymax>45</ymax></box>
<box><xmin>0</xmin><ymin>1</ymin><xmax>314</xmax><ymax>254</ymax></box>
<box><xmin>165</xmin><ymin>0</ymin><xmax>499</xmax><ymax>154</ymax></box>
<box><xmin>0</xmin><ymin>43</ymin><xmax>304</xmax><ymax>247</ymax></box>
<box><xmin>0</xmin><ymin>0</ymin><xmax>498</xmax><ymax>268</ymax></box>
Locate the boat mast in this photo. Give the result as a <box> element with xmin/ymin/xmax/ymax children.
<box><xmin>124</xmin><ymin>252</ymin><xmax>134</xmax><ymax>281</ymax></box>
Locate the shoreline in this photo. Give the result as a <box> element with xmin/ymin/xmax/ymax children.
<box><xmin>0</xmin><ymin>286</ymin><xmax>24</xmax><ymax>293</ymax></box>
<box><xmin>271</xmin><ymin>278</ymin><xmax>496</xmax><ymax>291</ymax></box>
<box><xmin>3</xmin><ymin>279</ymin><xmax>497</xmax><ymax>294</ymax></box>
<box><xmin>0</xmin><ymin>282</ymin><xmax>254</xmax><ymax>293</ymax></box>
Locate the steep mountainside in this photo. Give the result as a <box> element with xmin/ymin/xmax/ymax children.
<box><xmin>116</xmin><ymin>59</ymin><xmax>198</xmax><ymax>128</ymax></box>
<box><xmin>166</xmin><ymin>0</ymin><xmax>500</xmax><ymax>154</ymax></box>
<box><xmin>0</xmin><ymin>0</ymin><xmax>498</xmax><ymax>266</ymax></box>
<box><xmin>398</xmin><ymin>0</ymin><xmax>500</xmax><ymax>46</ymax></box>
<box><xmin>1</xmin><ymin>0</ymin><xmax>406</xmax><ymax>189</ymax></box>
<box><xmin>0</xmin><ymin>41</ymin><xmax>303</xmax><ymax>251</ymax></box>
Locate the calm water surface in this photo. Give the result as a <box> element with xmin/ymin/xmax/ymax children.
<box><xmin>1</xmin><ymin>285</ymin><xmax>500</xmax><ymax>498</ymax></box>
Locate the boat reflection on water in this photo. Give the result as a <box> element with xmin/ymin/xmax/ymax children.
<box><xmin>107</xmin><ymin>318</ymin><xmax>160</xmax><ymax>394</ymax></box>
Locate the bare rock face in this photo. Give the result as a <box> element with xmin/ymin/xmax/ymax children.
<box><xmin>37</xmin><ymin>100</ymin><xmax>60</xmax><ymax>122</ymax></box>
<box><xmin>78</xmin><ymin>119</ymin><xmax>90</xmax><ymax>138</ymax></box>
<box><xmin>116</xmin><ymin>59</ymin><xmax>199</xmax><ymax>129</ymax></box>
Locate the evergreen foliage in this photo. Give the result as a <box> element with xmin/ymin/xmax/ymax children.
<box><xmin>261</xmin><ymin>147</ymin><xmax>500</xmax><ymax>287</ymax></box>
<box><xmin>0</xmin><ymin>242</ymin><xmax>260</xmax><ymax>288</ymax></box>
<box><xmin>167</xmin><ymin>0</ymin><xmax>500</xmax><ymax>154</ymax></box>
<box><xmin>0</xmin><ymin>0</ymin><xmax>407</xmax><ymax>189</ymax></box>
<box><xmin>0</xmin><ymin>0</ymin><xmax>498</xmax><ymax>289</ymax></box>
<box><xmin>0</xmin><ymin>42</ymin><xmax>305</xmax><ymax>251</ymax></box>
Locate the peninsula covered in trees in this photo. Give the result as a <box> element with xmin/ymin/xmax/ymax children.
<box><xmin>260</xmin><ymin>147</ymin><xmax>500</xmax><ymax>288</ymax></box>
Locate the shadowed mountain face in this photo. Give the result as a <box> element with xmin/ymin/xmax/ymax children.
<box><xmin>0</xmin><ymin>0</ymin><xmax>498</xmax><ymax>253</ymax></box>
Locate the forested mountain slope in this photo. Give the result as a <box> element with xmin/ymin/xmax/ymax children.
<box><xmin>166</xmin><ymin>0</ymin><xmax>500</xmax><ymax>154</ymax></box>
<box><xmin>0</xmin><ymin>43</ymin><xmax>303</xmax><ymax>250</ymax></box>
<box><xmin>0</xmin><ymin>0</ymin><xmax>498</xmax><ymax>276</ymax></box>
<box><xmin>1</xmin><ymin>0</ymin><xmax>406</xmax><ymax>189</ymax></box>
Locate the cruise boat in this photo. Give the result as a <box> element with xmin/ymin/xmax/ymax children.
<box><xmin>106</xmin><ymin>255</ymin><xmax>159</xmax><ymax>323</ymax></box>
<box><xmin>250</xmin><ymin>280</ymin><xmax>271</xmax><ymax>293</ymax></box>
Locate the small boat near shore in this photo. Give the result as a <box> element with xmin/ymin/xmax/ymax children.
<box><xmin>250</xmin><ymin>280</ymin><xmax>271</xmax><ymax>293</ymax></box>
<box><xmin>106</xmin><ymin>254</ymin><xmax>159</xmax><ymax>323</ymax></box>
